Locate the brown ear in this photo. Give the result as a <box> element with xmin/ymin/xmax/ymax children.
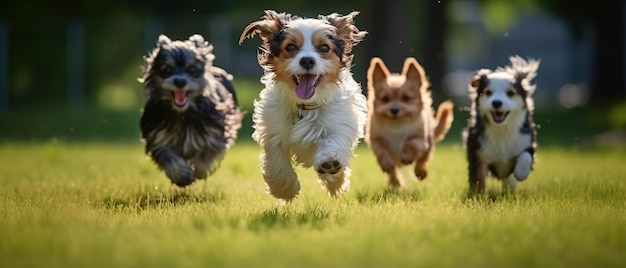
<box><xmin>324</xmin><ymin>12</ymin><xmax>367</xmax><ymax>47</ymax></box>
<box><xmin>402</xmin><ymin>57</ymin><xmax>426</xmax><ymax>90</ymax></box>
<box><xmin>322</xmin><ymin>12</ymin><xmax>368</xmax><ymax>66</ymax></box>
<box><xmin>469</xmin><ymin>77</ymin><xmax>481</xmax><ymax>89</ymax></box>
<box><xmin>238</xmin><ymin>10</ymin><xmax>288</xmax><ymax>45</ymax></box>
<box><xmin>470</xmin><ymin>69</ymin><xmax>491</xmax><ymax>89</ymax></box>
<box><xmin>367</xmin><ymin>57</ymin><xmax>390</xmax><ymax>93</ymax></box>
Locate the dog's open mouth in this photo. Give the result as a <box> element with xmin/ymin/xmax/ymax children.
<box><xmin>173</xmin><ymin>90</ymin><xmax>189</xmax><ymax>107</ymax></box>
<box><xmin>293</xmin><ymin>74</ymin><xmax>321</xmax><ymax>99</ymax></box>
<box><xmin>491</xmin><ymin>111</ymin><xmax>509</xmax><ymax>123</ymax></box>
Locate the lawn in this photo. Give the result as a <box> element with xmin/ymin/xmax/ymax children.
<box><xmin>1</xmin><ymin>140</ymin><xmax>625</xmax><ymax>268</ymax></box>
<box><xmin>1</xmin><ymin>77</ymin><xmax>625</xmax><ymax>267</ymax></box>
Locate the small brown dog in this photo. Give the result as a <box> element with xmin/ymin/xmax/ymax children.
<box><xmin>365</xmin><ymin>57</ymin><xmax>454</xmax><ymax>187</ymax></box>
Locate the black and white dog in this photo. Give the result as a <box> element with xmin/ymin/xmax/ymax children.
<box><xmin>139</xmin><ymin>34</ymin><xmax>243</xmax><ymax>187</ymax></box>
<box><xmin>464</xmin><ymin>56</ymin><xmax>540</xmax><ymax>193</ymax></box>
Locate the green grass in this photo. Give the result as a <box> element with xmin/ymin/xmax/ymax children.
<box><xmin>1</xmin><ymin>141</ymin><xmax>625</xmax><ymax>268</ymax></box>
<box><xmin>1</xmin><ymin>78</ymin><xmax>625</xmax><ymax>267</ymax></box>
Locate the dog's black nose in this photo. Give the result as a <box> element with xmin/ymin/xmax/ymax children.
<box><xmin>299</xmin><ymin>57</ymin><xmax>316</xmax><ymax>70</ymax></box>
<box><xmin>390</xmin><ymin>108</ymin><xmax>399</xmax><ymax>116</ymax></box>
<box><xmin>492</xmin><ymin>100</ymin><xmax>502</xmax><ymax>109</ymax></box>
<box><xmin>173</xmin><ymin>78</ymin><xmax>187</xmax><ymax>88</ymax></box>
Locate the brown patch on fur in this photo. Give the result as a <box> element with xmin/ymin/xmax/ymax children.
<box><xmin>311</xmin><ymin>29</ymin><xmax>343</xmax><ymax>85</ymax></box>
<box><xmin>365</xmin><ymin>57</ymin><xmax>454</xmax><ymax>187</ymax></box>
<box><xmin>321</xmin><ymin>11</ymin><xmax>367</xmax><ymax>66</ymax></box>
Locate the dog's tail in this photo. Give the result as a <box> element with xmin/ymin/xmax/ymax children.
<box><xmin>433</xmin><ymin>100</ymin><xmax>454</xmax><ymax>142</ymax></box>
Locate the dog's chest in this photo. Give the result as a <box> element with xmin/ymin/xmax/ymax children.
<box><xmin>153</xmin><ymin>121</ymin><xmax>219</xmax><ymax>158</ymax></box>
<box><xmin>480</xmin><ymin>125</ymin><xmax>531</xmax><ymax>163</ymax></box>
<box><xmin>380</xmin><ymin>123</ymin><xmax>423</xmax><ymax>153</ymax></box>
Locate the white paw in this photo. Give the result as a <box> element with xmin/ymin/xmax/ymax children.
<box><xmin>514</xmin><ymin>152</ymin><xmax>533</xmax><ymax>181</ymax></box>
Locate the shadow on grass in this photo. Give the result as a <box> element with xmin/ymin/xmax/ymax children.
<box><xmin>99</xmin><ymin>188</ymin><xmax>225</xmax><ymax>211</ymax></box>
<box><xmin>355</xmin><ymin>187</ymin><xmax>422</xmax><ymax>204</ymax></box>
<box><xmin>461</xmin><ymin>187</ymin><xmax>530</xmax><ymax>206</ymax></box>
<box><xmin>247</xmin><ymin>206</ymin><xmax>335</xmax><ymax>231</ymax></box>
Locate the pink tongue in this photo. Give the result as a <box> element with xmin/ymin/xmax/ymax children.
<box><xmin>174</xmin><ymin>90</ymin><xmax>188</xmax><ymax>106</ymax></box>
<box><xmin>295</xmin><ymin>74</ymin><xmax>317</xmax><ymax>99</ymax></box>
<box><xmin>493</xmin><ymin>112</ymin><xmax>505</xmax><ymax>121</ymax></box>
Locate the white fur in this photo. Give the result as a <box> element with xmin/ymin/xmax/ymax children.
<box><xmin>514</xmin><ymin>151</ymin><xmax>532</xmax><ymax>181</ymax></box>
<box><xmin>253</xmin><ymin>70</ymin><xmax>367</xmax><ymax>203</ymax></box>
<box><xmin>478</xmin><ymin>72</ymin><xmax>532</xmax><ymax>170</ymax></box>
<box><xmin>467</xmin><ymin>56</ymin><xmax>539</xmax><ymax>193</ymax></box>
<box><xmin>479</xmin><ymin>110</ymin><xmax>531</xmax><ymax>165</ymax></box>
<box><xmin>286</xmin><ymin>21</ymin><xmax>330</xmax><ymax>78</ymax></box>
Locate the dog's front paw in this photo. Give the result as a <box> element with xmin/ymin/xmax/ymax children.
<box><xmin>401</xmin><ymin>151</ymin><xmax>415</xmax><ymax>165</ymax></box>
<box><xmin>514</xmin><ymin>152</ymin><xmax>533</xmax><ymax>181</ymax></box>
<box><xmin>415</xmin><ymin>166</ymin><xmax>428</xmax><ymax>180</ymax></box>
<box><xmin>164</xmin><ymin>161</ymin><xmax>195</xmax><ymax>187</ymax></box>
<box><xmin>317</xmin><ymin>159</ymin><xmax>342</xmax><ymax>175</ymax></box>
<box><xmin>376</xmin><ymin>157</ymin><xmax>395</xmax><ymax>173</ymax></box>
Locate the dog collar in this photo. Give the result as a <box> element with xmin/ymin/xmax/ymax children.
<box><xmin>298</xmin><ymin>102</ymin><xmax>323</xmax><ymax>110</ymax></box>
<box><xmin>294</xmin><ymin>102</ymin><xmax>323</xmax><ymax>122</ymax></box>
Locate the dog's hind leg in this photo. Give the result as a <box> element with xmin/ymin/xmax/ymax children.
<box><xmin>468</xmin><ymin>160</ymin><xmax>487</xmax><ymax>194</ymax></box>
<box><xmin>193</xmin><ymin>149</ymin><xmax>224</xmax><ymax>180</ymax></box>
<box><xmin>260</xmin><ymin>145</ymin><xmax>300</xmax><ymax>203</ymax></box>
<box><xmin>388</xmin><ymin>168</ymin><xmax>404</xmax><ymax>188</ymax></box>
<box><xmin>502</xmin><ymin>175</ymin><xmax>518</xmax><ymax>192</ymax></box>
<box><xmin>150</xmin><ymin>146</ymin><xmax>195</xmax><ymax>187</ymax></box>
<box><xmin>369</xmin><ymin>138</ymin><xmax>404</xmax><ymax>187</ymax></box>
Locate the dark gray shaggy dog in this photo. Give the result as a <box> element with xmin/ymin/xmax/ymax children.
<box><xmin>139</xmin><ymin>34</ymin><xmax>243</xmax><ymax>187</ymax></box>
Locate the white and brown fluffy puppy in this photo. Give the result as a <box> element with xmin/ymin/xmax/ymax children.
<box><xmin>239</xmin><ymin>10</ymin><xmax>368</xmax><ymax>203</ymax></box>
<box><xmin>464</xmin><ymin>56</ymin><xmax>540</xmax><ymax>193</ymax></box>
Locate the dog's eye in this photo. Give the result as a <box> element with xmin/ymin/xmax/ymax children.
<box><xmin>381</xmin><ymin>96</ymin><xmax>390</xmax><ymax>103</ymax></box>
<box><xmin>506</xmin><ymin>90</ymin><xmax>516</xmax><ymax>97</ymax></box>
<box><xmin>483</xmin><ymin>90</ymin><xmax>492</xmax><ymax>97</ymax></box>
<box><xmin>286</xmin><ymin>44</ymin><xmax>298</xmax><ymax>52</ymax></box>
<box><xmin>160</xmin><ymin>66</ymin><xmax>173</xmax><ymax>78</ymax></box>
<box><xmin>317</xmin><ymin>44</ymin><xmax>330</xmax><ymax>53</ymax></box>
<box><xmin>187</xmin><ymin>66</ymin><xmax>199</xmax><ymax>77</ymax></box>
<box><xmin>402</xmin><ymin>95</ymin><xmax>411</xmax><ymax>102</ymax></box>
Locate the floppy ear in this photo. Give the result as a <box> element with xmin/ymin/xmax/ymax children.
<box><xmin>238</xmin><ymin>10</ymin><xmax>289</xmax><ymax>45</ymax></box>
<box><xmin>323</xmin><ymin>12</ymin><xmax>368</xmax><ymax>66</ymax></box>
<box><xmin>324</xmin><ymin>12</ymin><xmax>367</xmax><ymax>47</ymax></box>
<box><xmin>402</xmin><ymin>57</ymin><xmax>426</xmax><ymax>91</ymax></box>
<box><xmin>367</xmin><ymin>57</ymin><xmax>390</xmax><ymax>94</ymax></box>
<box><xmin>157</xmin><ymin>34</ymin><xmax>171</xmax><ymax>47</ymax></box>
<box><xmin>470</xmin><ymin>69</ymin><xmax>491</xmax><ymax>90</ymax></box>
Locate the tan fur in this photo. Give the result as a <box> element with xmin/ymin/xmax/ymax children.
<box><xmin>365</xmin><ymin>57</ymin><xmax>454</xmax><ymax>187</ymax></box>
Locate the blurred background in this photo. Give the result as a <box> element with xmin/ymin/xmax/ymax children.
<box><xmin>0</xmin><ymin>0</ymin><xmax>624</xmax><ymax>147</ymax></box>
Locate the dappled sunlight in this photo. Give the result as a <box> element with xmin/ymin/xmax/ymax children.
<box><xmin>558</xmin><ymin>83</ymin><xmax>589</xmax><ymax>109</ymax></box>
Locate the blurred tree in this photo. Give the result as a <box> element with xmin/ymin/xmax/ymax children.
<box><xmin>480</xmin><ymin>0</ymin><xmax>625</xmax><ymax>103</ymax></box>
<box><xmin>541</xmin><ymin>0</ymin><xmax>625</xmax><ymax>103</ymax></box>
<box><xmin>365</xmin><ymin>0</ymin><xmax>448</xmax><ymax>101</ymax></box>
<box><xmin>423</xmin><ymin>0</ymin><xmax>448</xmax><ymax>103</ymax></box>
